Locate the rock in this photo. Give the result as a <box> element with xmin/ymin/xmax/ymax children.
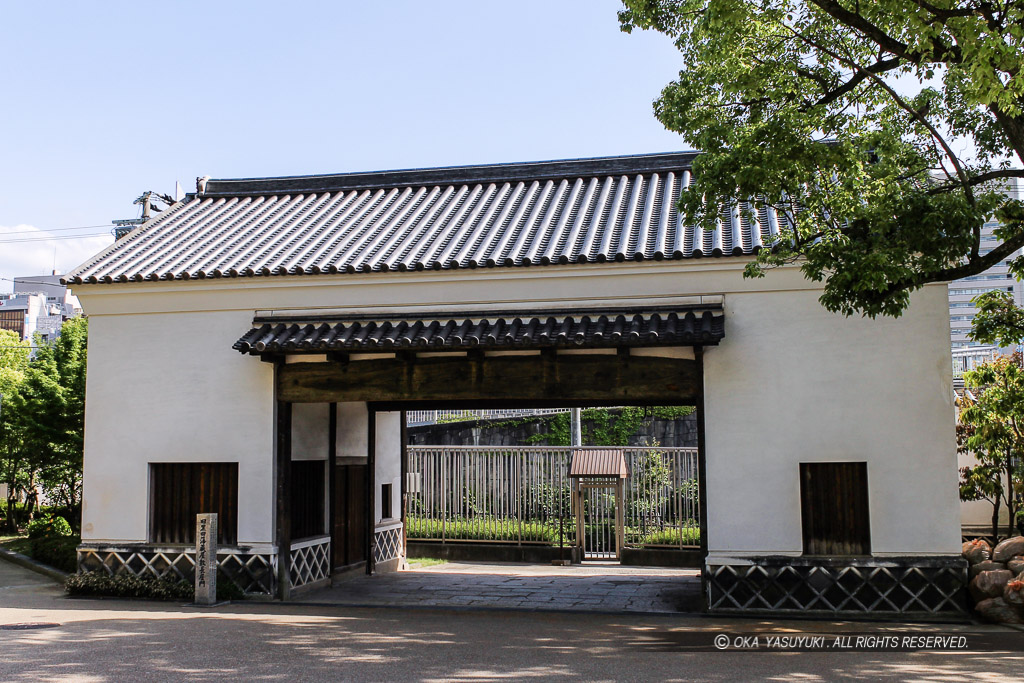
<box><xmin>1007</xmin><ymin>555</ymin><xmax>1024</xmax><ymax>576</ymax></box>
<box><xmin>969</xmin><ymin>570</ymin><xmax>1015</xmax><ymax>602</ymax></box>
<box><xmin>992</xmin><ymin>536</ymin><xmax>1024</xmax><ymax>562</ymax></box>
<box><xmin>975</xmin><ymin>597</ymin><xmax>1024</xmax><ymax>624</ymax></box>
<box><xmin>970</xmin><ymin>560</ymin><xmax>1007</xmax><ymax>578</ymax></box>
<box><xmin>1005</xmin><ymin>579</ymin><xmax>1024</xmax><ymax>607</ymax></box>
<box><xmin>963</xmin><ymin>539</ymin><xmax>991</xmax><ymax>564</ymax></box>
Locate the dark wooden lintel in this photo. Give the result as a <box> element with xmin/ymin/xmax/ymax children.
<box><xmin>278</xmin><ymin>354</ymin><xmax>699</xmax><ymax>404</ymax></box>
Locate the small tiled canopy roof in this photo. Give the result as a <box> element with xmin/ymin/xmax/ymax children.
<box><xmin>66</xmin><ymin>152</ymin><xmax>789</xmax><ymax>285</ymax></box>
<box><xmin>569</xmin><ymin>449</ymin><xmax>628</xmax><ymax>479</ymax></box>
<box><xmin>233</xmin><ymin>308</ymin><xmax>724</xmax><ymax>355</ymax></box>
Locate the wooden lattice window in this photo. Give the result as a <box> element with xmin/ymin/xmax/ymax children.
<box><xmin>800</xmin><ymin>462</ymin><xmax>870</xmax><ymax>556</ymax></box>
<box><xmin>291</xmin><ymin>460</ymin><xmax>326</xmax><ymax>540</ymax></box>
<box><xmin>149</xmin><ymin>463</ymin><xmax>238</xmax><ymax>545</ymax></box>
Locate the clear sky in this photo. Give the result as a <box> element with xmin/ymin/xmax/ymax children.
<box><xmin>0</xmin><ymin>1</ymin><xmax>688</xmax><ymax>292</ymax></box>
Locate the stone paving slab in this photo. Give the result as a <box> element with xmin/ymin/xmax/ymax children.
<box><xmin>300</xmin><ymin>561</ymin><xmax>702</xmax><ymax>613</ymax></box>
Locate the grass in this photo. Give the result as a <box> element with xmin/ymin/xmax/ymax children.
<box><xmin>406</xmin><ymin>557</ymin><xmax>449</xmax><ymax>568</ymax></box>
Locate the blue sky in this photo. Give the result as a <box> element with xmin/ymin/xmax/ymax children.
<box><xmin>0</xmin><ymin>1</ymin><xmax>688</xmax><ymax>291</ymax></box>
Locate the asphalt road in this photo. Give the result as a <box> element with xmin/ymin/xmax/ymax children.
<box><xmin>2</xmin><ymin>559</ymin><xmax>1023</xmax><ymax>682</ymax></box>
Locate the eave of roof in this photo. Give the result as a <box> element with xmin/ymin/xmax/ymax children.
<box><xmin>234</xmin><ymin>307</ymin><xmax>725</xmax><ymax>355</ymax></box>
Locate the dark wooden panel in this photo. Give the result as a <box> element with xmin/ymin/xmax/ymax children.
<box><xmin>291</xmin><ymin>460</ymin><xmax>326</xmax><ymax>540</ymax></box>
<box><xmin>278</xmin><ymin>354</ymin><xmax>700</xmax><ymax>404</ymax></box>
<box><xmin>150</xmin><ymin>463</ymin><xmax>238</xmax><ymax>545</ymax></box>
<box><xmin>332</xmin><ymin>464</ymin><xmax>367</xmax><ymax>568</ymax></box>
<box><xmin>800</xmin><ymin>462</ymin><xmax>870</xmax><ymax>556</ymax></box>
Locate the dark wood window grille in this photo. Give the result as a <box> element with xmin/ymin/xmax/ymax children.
<box><xmin>800</xmin><ymin>462</ymin><xmax>870</xmax><ymax>556</ymax></box>
<box><xmin>150</xmin><ymin>463</ymin><xmax>238</xmax><ymax>545</ymax></box>
<box><xmin>291</xmin><ymin>460</ymin><xmax>326</xmax><ymax>540</ymax></box>
<box><xmin>0</xmin><ymin>310</ymin><xmax>24</xmax><ymax>336</ymax></box>
<box><xmin>381</xmin><ymin>483</ymin><xmax>393</xmax><ymax>520</ymax></box>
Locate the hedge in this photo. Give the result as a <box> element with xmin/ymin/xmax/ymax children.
<box><xmin>66</xmin><ymin>570</ymin><xmax>244</xmax><ymax>601</ymax></box>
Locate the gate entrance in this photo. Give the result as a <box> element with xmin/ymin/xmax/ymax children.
<box><xmin>569</xmin><ymin>449</ymin><xmax>627</xmax><ymax>561</ymax></box>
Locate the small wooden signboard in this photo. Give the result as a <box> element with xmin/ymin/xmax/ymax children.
<box><xmin>195</xmin><ymin>513</ymin><xmax>218</xmax><ymax>605</ymax></box>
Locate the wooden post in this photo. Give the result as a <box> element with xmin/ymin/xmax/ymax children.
<box><xmin>275</xmin><ymin>366</ymin><xmax>293</xmax><ymax>600</ymax></box>
<box><xmin>400</xmin><ymin>410</ymin><xmax>408</xmax><ymax>562</ymax></box>
<box><xmin>694</xmin><ymin>346</ymin><xmax>710</xmax><ymax>612</ymax></box>
<box><xmin>328</xmin><ymin>402</ymin><xmax>337</xmax><ymax>571</ymax></box>
<box><xmin>194</xmin><ymin>513</ymin><xmax>218</xmax><ymax>605</ymax></box>
<box><xmin>365</xmin><ymin>408</ymin><xmax>376</xmax><ymax>575</ymax></box>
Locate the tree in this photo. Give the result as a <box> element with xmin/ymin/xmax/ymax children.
<box><xmin>619</xmin><ymin>1</ymin><xmax>1024</xmax><ymax>317</ymax></box>
<box><xmin>0</xmin><ymin>329</ymin><xmax>31</xmax><ymax>530</ymax></box>
<box><xmin>13</xmin><ymin>318</ymin><xmax>88</xmax><ymax>525</ymax></box>
<box><xmin>958</xmin><ymin>353</ymin><xmax>1024</xmax><ymax>541</ymax></box>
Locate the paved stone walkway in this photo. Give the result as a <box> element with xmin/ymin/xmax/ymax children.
<box><xmin>300</xmin><ymin>561</ymin><xmax>702</xmax><ymax>613</ymax></box>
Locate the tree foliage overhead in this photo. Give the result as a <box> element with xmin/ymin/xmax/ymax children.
<box><xmin>620</xmin><ymin>0</ymin><xmax>1024</xmax><ymax>317</ymax></box>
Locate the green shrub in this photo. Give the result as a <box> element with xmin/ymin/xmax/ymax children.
<box><xmin>66</xmin><ymin>571</ymin><xmax>194</xmax><ymax>601</ymax></box>
<box><xmin>27</xmin><ymin>515</ymin><xmax>73</xmax><ymax>539</ymax></box>
<box><xmin>406</xmin><ymin>516</ymin><xmax>563</xmax><ymax>543</ymax></box>
<box><xmin>65</xmin><ymin>570</ymin><xmax>245</xmax><ymax>601</ymax></box>
<box><xmin>29</xmin><ymin>534</ymin><xmax>80</xmax><ymax>573</ymax></box>
<box><xmin>634</xmin><ymin>525</ymin><xmax>701</xmax><ymax>547</ymax></box>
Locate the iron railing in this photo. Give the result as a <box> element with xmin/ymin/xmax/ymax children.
<box><xmin>405</xmin><ymin>445</ymin><xmax>699</xmax><ymax>549</ymax></box>
<box><xmin>406</xmin><ymin>408</ymin><xmax>571</xmax><ymax>426</ymax></box>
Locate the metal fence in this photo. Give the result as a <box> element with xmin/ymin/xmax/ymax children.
<box><xmin>406</xmin><ymin>408</ymin><xmax>571</xmax><ymax>426</ymax></box>
<box><xmin>406</xmin><ymin>445</ymin><xmax>699</xmax><ymax>549</ymax></box>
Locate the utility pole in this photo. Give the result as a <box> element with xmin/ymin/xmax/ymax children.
<box><xmin>570</xmin><ymin>407</ymin><xmax>582</xmax><ymax>447</ymax></box>
<box><xmin>112</xmin><ymin>190</ymin><xmax>175</xmax><ymax>240</ymax></box>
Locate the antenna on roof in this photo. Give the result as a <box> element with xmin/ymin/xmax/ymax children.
<box><xmin>111</xmin><ymin>190</ymin><xmax>177</xmax><ymax>240</ymax></box>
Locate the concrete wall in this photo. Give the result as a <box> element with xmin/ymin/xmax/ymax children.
<box><xmin>74</xmin><ymin>258</ymin><xmax>959</xmax><ymax>559</ymax></box>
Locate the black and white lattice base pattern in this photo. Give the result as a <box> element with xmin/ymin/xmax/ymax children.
<box><xmin>373</xmin><ymin>526</ymin><xmax>403</xmax><ymax>564</ymax></box>
<box><xmin>77</xmin><ymin>545</ymin><xmax>277</xmax><ymax>595</ymax></box>
<box><xmin>707</xmin><ymin>556</ymin><xmax>968</xmax><ymax>616</ymax></box>
<box><xmin>290</xmin><ymin>538</ymin><xmax>330</xmax><ymax>588</ymax></box>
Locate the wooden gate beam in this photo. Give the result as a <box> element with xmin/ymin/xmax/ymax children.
<box><xmin>277</xmin><ymin>354</ymin><xmax>700</xmax><ymax>404</ymax></box>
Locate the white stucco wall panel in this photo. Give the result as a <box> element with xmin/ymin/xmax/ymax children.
<box><xmin>292</xmin><ymin>403</ymin><xmax>329</xmax><ymax>461</ymax></box>
<box><xmin>80</xmin><ymin>310</ymin><xmax>274</xmax><ymax>544</ymax></box>
<box><xmin>703</xmin><ymin>284</ymin><xmax>959</xmax><ymax>558</ymax></box>
<box><xmin>375</xmin><ymin>412</ymin><xmax>402</xmax><ymax>525</ymax></box>
<box><xmin>336</xmin><ymin>402</ymin><xmax>368</xmax><ymax>459</ymax></box>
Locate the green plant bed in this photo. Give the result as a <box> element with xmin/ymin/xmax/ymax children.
<box><xmin>406</xmin><ymin>517</ymin><xmax>564</xmax><ymax>543</ymax></box>
<box><xmin>630</xmin><ymin>525</ymin><xmax>701</xmax><ymax>547</ymax></box>
<box><xmin>66</xmin><ymin>570</ymin><xmax>244</xmax><ymax>601</ymax></box>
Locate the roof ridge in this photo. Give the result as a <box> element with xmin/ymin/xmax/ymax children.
<box><xmin>200</xmin><ymin>151</ymin><xmax>699</xmax><ymax>197</ymax></box>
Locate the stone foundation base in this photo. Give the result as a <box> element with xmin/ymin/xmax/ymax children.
<box><xmin>707</xmin><ymin>556</ymin><xmax>968</xmax><ymax>617</ymax></box>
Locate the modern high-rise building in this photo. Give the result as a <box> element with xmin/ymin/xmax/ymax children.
<box><xmin>948</xmin><ymin>177</ymin><xmax>1023</xmax><ymax>351</ymax></box>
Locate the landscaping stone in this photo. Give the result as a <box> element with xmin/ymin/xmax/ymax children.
<box><xmin>992</xmin><ymin>536</ymin><xmax>1024</xmax><ymax>562</ymax></box>
<box><xmin>1007</xmin><ymin>556</ymin><xmax>1024</xmax><ymax>576</ymax></box>
<box><xmin>969</xmin><ymin>560</ymin><xmax>1006</xmax><ymax>579</ymax></box>
<box><xmin>975</xmin><ymin>597</ymin><xmax>1024</xmax><ymax>624</ymax></box>
<box><xmin>969</xmin><ymin>569</ymin><xmax>1014</xmax><ymax>602</ymax></box>
<box><xmin>962</xmin><ymin>539</ymin><xmax>991</xmax><ymax>564</ymax></box>
<box><xmin>1004</xmin><ymin>579</ymin><xmax>1024</xmax><ymax>607</ymax></box>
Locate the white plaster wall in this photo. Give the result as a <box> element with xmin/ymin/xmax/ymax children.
<box><xmin>80</xmin><ymin>310</ymin><xmax>274</xmax><ymax>545</ymax></box>
<box><xmin>703</xmin><ymin>283</ymin><xmax>960</xmax><ymax>561</ymax></box>
<box><xmin>74</xmin><ymin>259</ymin><xmax>961</xmax><ymax>557</ymax></box>
<box><xmin>292</xmin><ymin>403</ymin><xmax>329</xmax><ymax>461</ymax></box>
<box><xmin>336</xmin><ymin>402</ymin><xmax>368</xmax><ymax>458</ymax></box>
<box><xmin>375</xmin><ymin>412</ymin><xmax>402</xmax><ymax>525</ymax></box>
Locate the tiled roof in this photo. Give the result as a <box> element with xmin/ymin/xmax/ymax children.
<box><xmin>569</xmin><ymin>449</ymin><xmax>628</xmax><ymax>479</ymax></box>
<box><xmin>67</xmin><ymin>152</ymin><xmax>785</xmax><ymax>285</ymax></box>
<box><xmin>233</xmin><ymin>308</ymin><xmax>724</xmax><ymax>355</ymax></box>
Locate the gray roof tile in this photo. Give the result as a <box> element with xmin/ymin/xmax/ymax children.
<box><xmin>67</xmin><ymin>152</ymin><xmax>781</xmax><ymax>285</ymax></box>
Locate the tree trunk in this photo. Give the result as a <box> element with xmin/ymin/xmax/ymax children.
<box><xmin>993</xmin><ymin>497</ymin><xmax>1002</xmax><ymax>543</ymax></box>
